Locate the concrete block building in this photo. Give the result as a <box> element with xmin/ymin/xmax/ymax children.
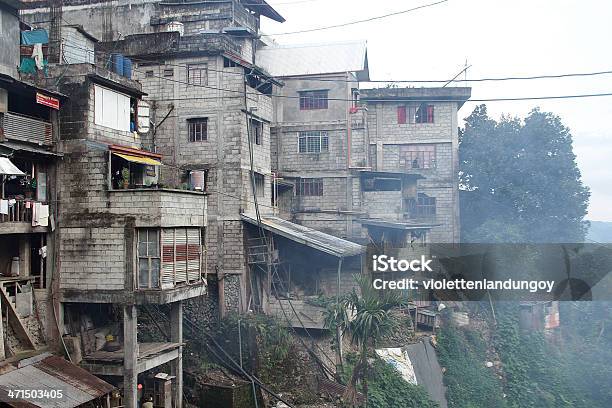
<box><xmin>44</xmin><ymin>63</ymin><xmax>207</xmax><ymax>408</ymax></box>
<box><xmin>361</xmin><ymin>87</ymin><xmax>471</xmax><ymax>244</ymax></box>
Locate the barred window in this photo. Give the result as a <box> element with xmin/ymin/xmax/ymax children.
<box><xmin>188</xmin><ymin>118</ymin><xmax>208</xmax><ymax>142</ymax></box>
<box><xmin>187</xmin><ymin>63</ymin><xmax>208</xmax><ymax>86</ymax></box>
<box><xmin>296</xmin><ymin>178</ymin><xmax>323</xmax><ymax>196</ymax></box>
<box><xmin>163</xmin><ymin>68</ymin><xmax>174</xmax><ymax>77</ymax></box>
<box><xmin>298</xmin><ymin>131</ymin><xmax>329</xmax><ymax>154</ymax></box>
<box><xmin>407</xmin><ymin>193</ymin><xmax>436</xmax><ymax>218</ymax></box>
<box><xmin>401</xmin><ymin>144</ymin><xmax>436</xmax><ymax>169</ymax></box>
<box><xmin>299</xmin><ymin>90</ymin><xmax>329</xmax><ymax>110</ymax></box>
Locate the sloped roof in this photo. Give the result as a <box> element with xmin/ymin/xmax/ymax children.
<box><xmin>241</xmin><ymin>0</ymin><xmax>285</xmax><ymax>23</ymax></box>
<box><xmin>256</xmin><ymin>41</ymin><xmax>369</xmax><ymax>80</ymax></box>
<box><xmin>0</xmin><ymin>354</ymin><xmax>114</xmax><ymax>407</ymax></box>
<box><xmin>241</xmin><ymin>213</ymin><xmax>365</xmax><ymax>258</ymax></box>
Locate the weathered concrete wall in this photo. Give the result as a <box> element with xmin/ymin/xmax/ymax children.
<box><xmin>365</xmin><ymin>97</ymin><xmax>463</xmax><ymax>243</ymax></box>
<box><xmin>0</xmin><ymin>3</ymin><xmax>20</xmax><ymax>78</ymax></box>
<box><xmin>21</xmin><ymin>0</ymin><xmax>259</xmax><ymax>44</ymax></box>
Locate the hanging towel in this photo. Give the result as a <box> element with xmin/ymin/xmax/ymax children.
<box><xmin>0</xmin><ymin>200</ymin><xmax>8</xmax><ymax>215</ymax></box>
<box><xmin>8</xmin><ymin>199</ymin><xmax>16</xmax><ymax>207</ymax></box>
<box><xmin>25</xmin><ymin>201</ymin><xmax>31</xmax><ymax>209</ymax></box>
<box><xmin>38</xmin><ymin>204</ymin><xmax>49</xmax><ymax>227</ymax></box>
<box><xmin>32</xmin><ymin>202</ymin><xmax>39</xmax><ymax>226</ymax></box>
<box><xmin>32</xmin><ymin>44</ymin><xmax>44</xmax><ymax>70</ymax></box>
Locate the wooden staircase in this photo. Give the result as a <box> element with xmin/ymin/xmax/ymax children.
<box><xmin>0</xmin><ymin>280</ymin><xmax>37</xmax><ymax>358</ymax></box>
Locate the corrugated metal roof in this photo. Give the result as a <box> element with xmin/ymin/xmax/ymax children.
<box><xmin>241</xmin><ymin>213</ymin><xmax>365</xmax><ymax>258</ymax></box>
<box><xmin>0</xmin><ymin>355</ymin><xmax>114</xmax><ymax>408</ymax></box>
<box><xmin>256</xmin><ymin>41</ymin><xmax>369</xmax><ymax>80</ymax></box>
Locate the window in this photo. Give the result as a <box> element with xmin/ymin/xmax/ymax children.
<box><xmin>145</xmin><ymin>70</ymin><xmax>154</xmax><ymax>78</ymax></box>
<box><xmin>249</xmin><ymin>119</ymin><xmax>263</xmax><ymax>145</ymax></box>
<box><xmin>401</xmin><ymin>144</ymin><xmax>436</xmax><ymax>169</ymax></box>
<box><xmin>94</xmin><ymin>85</ymin><xmax>131</xmax><ymax>131</ymax></box>
<box><xmin>254</xmin><ymin>172</ymin><xmax>265</xmax><ymax>197</ymax></box>
<box><xmin>138</xmin><ymin>229</ymin><xmax>160</xmax><ymax>289</ymax></box>
<box><xmin>398</xmin><ymin>103</ymin><xmax>435</xmax><ymax>124</ymax></box>
<box><xmin>297</xmin><ymin>178</ymin><xmax>323</xmax><ymax>196</ymax></box>
<box><xmin>298</xmin><ymin>131</ymin><xmax>329</xmax><ymax>154</ymax></box>
<box><xmin>160</xmin><ymin>228</ymin><xmax>202</xmax><ymax>289</ymax></box>
<box><xmin>299</xmin><ymin>90</ymin><xmax>328</xmax><ymax>110</ymax></box>
<box><xmin>188</xmin><ymin>118</ymin><xmax>208</xmax><ymax>142</ymax></box>
<box><xmin>407</xmin><ymin>193</ymin><xmax>436</xmax><ymax>218</ymax></box>
<box><xmin>163</xmin><ymin>69</ymin><xmax>174</xmax><ymax>77</ymax></box>
<box><xmin>187</xmin><ymin>64</ymin><xmax>208</xmax><ymax>85</ymax></box>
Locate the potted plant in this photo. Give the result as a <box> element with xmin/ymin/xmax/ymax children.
<box><xmin>121</xmin><ymin>168</ymin><xmax>130</xmax><ymax>189</ymax></box>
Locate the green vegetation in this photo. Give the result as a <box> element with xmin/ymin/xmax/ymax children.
<box><xmin>325</xmin><ymin>275</ymin><xmax>404</xmax><ymax>406</ymax></box>
<box><xmin>437</xmin><ymin>321</ymin><xmax>507</xmax><ymax>408</ymax></box>
<box><xmin>459</xmin><ymin>105</ymin><xmax>590</xmax><ymax>243</ymax></box>
<box><xmin>341</xmin><ymin>353</ymin><xmax>439</xmax><ymax>408</ymax></box>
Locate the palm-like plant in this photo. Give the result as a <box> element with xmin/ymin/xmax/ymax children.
<box><xmin>325</xmin><ymin>274</ymin><xmax>404</xmax><ymax>406</ymax></box>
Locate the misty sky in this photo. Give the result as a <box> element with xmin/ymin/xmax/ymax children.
<box><xmin>260</xmin><ymin>0</ymin><xmax>612</xmax><ymax>222</ymax></box>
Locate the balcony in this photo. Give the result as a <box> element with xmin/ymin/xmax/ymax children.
<box><xmin>108</xmin><ymin>188</ymin><xmax>207</xmax><ymax>228</ymax></box>
<box><xmin>0</xmin><ymin>199</ymin><xmax>49</xmax><ymax>234</ymax></box>
<box><xmin>1</xmin><ymin>112</ymin><xmax>53</xmax><ymax>146</ymax></box>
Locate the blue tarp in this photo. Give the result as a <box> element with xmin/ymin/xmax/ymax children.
<box><xmin>21</xmin><ymin>29</ymin><xmax>49</xmax><ymax>45</ymax></box>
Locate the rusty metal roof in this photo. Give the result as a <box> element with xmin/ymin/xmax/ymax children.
<box><xmin>0</xmin><ymin>354</ymin><xmax>114</xmax><ymax>408</ymax></box>
<box><xmin>242</xmin><ymin>213</ymin><xmax>365</xmax><ymax>258</ymax></box>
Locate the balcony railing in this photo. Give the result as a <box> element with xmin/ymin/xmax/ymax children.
<box><xmin>0</xmin><ymin>199</ymin><xmax>34</xmax><ymax>223</ymax></box>
<box><xmin>1</xmin><ymin>112</ymin><xmax>53</xmax><ymax>146</ymax></box>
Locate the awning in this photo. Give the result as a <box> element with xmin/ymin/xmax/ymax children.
<box><xmin>359</xmin><ymin>219</ymin><xmax>439</xmax><ymax>230</ymax></box>
<box><xmin>241</xmin><ymin>213</ymin><xmax>365</xmax><ymax>258</ymax></box>
<box><xmin>0</xmin><ymin>141</ymin><xmax>63</xmax><ymax>157</ymax></box>
<box><xmin>0</xmin><ymin>157</ymin><xmax>25</xmax><ymax>176</ymax></box>
<box><xmin>113</xmin><ymin>152</ymin><xmax>162</xmax><ymax>166</ymax></box>
<box><xmin>0</xmin><ymin>353</ymin><xmax>114</xmax><ymax>407</ymax></box>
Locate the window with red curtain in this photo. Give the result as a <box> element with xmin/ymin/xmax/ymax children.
<box><xmin>415</xmin><ymin>103</ymin><xmax>435</xmax><ymax>124</ymax></box>
<box><xmin>397</xmin><ymin>106</ymin><xmax>407</xmax><ymax>124</ymax></box>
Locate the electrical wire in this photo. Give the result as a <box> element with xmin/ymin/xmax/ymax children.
<box><xmin>268</xmin><ymin>0</ymin><xmax>448</xmax><ymax>35</ymax></box>
<box><xmin>61</xmin><ymin>40</ymin><xmax>612</xmax><ymax>103</ymax></box>
<box><xmin>64</xmin><ymin>39</ymin><xmax>612</xmax><ymax>85</ymax></box>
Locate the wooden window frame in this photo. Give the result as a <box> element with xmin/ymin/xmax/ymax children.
<box><xmin>137</xmin><ymin>228</ymin><xmax>161</xmax><ymax>289</ymax></box>
<box><xmin>188</xmin><ymin>118</ymin><xmax>208</xmax><ymax>142</ymax></box>
<box><xmin>187</xmin><ymin>63</ymin><xmax>208</xmax><ymax>86</ymax></box>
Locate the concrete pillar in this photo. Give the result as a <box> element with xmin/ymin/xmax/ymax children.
<box><xmin>170</xmin><ymin>301</ymin><xmax>183</xmax><ymax>408</ymax></box>
<box><xmin>123</xmin><ymin>305</ymin><xmax>138</xmax><ymax>408</ymax></box>
<box><xmin>19</xmin><ymin>236</ymin><xmax>31</xmax><ymax>277</ymax></box>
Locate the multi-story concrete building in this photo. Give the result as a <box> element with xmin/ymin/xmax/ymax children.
<box><xmin>258</xmin><ymin>41</ymin><xmax>370</xmax><ymax>238</ymax></box>
<box><xmin>45</xmin><ymin>61</ymin><xmax>207</xmax><ymax>407</ymax></box>
<box><xmin>361</xmin><ymin>87</ymin><xmax>471</xmax><ymax>244</ymax></box>
<box><xmin>260</xmin><ymin>43</ymin><xmax>470</xmax><ymax>246</ymax></box>
<box><xmin>0</xmin><ymin>0</ymin><xmax>63</xmax><ymax>360</ymax></box>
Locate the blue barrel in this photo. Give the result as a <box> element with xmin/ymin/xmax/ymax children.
<box><xmin>111</xmin><ymin>53</ymin><xmax>124</xmax><ymax>76</ymax></box>
<box><xmin>123</xmin><ymin>58</ymin><xmax>132</xmax><ymax>79</ymax></box>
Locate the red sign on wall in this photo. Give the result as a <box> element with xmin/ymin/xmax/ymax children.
<box><xmin>36</xmin><ymin>92</ymin><xmax>60</xmax><ymax>110</ymax></box>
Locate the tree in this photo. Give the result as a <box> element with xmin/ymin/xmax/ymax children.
<box><xmin>459</xmin><ymin>105</ymin><xmax>590</xmax><ymax>243</ymax></box>
<box><xmin>325</xmin><ymin>275</ymin><xmax>404</xmax><ymax>406</ymax></box>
